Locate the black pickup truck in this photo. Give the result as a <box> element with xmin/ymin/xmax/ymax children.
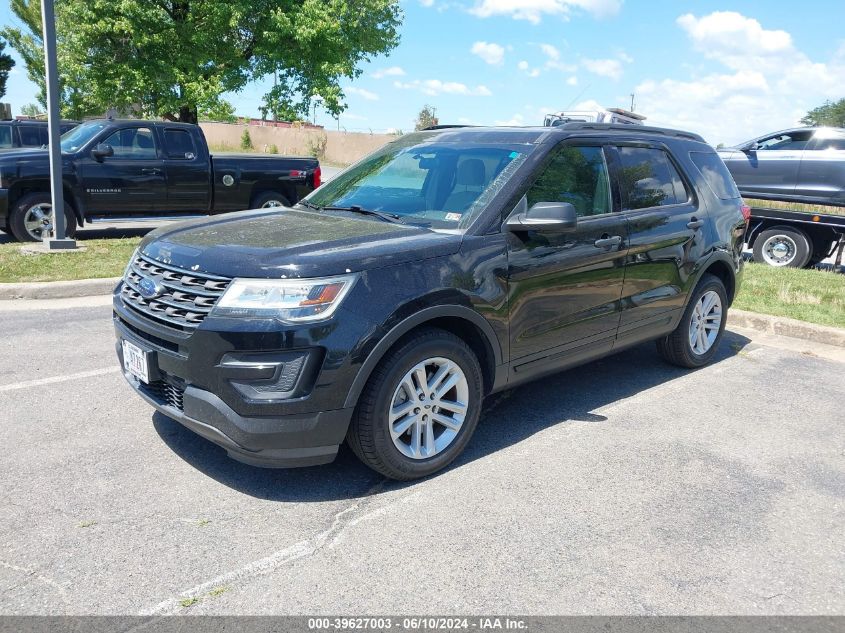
<box><xmin>0</xmin><ymin>119</ymin><xmax>320</xmax><ymax>241</ymax></box>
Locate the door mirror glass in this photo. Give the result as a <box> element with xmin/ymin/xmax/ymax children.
<box><xmin>91</xmin><ymin>143</ymin><xmax>114</xmax><ymax>160</ymax></box>
<box><xmin>506</xmin><ymin>201</ymin><xmax>578</xmax><ymax>233</ymax></box>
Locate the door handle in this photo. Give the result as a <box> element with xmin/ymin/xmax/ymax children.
<box><xmin>594</xmin><ymin>235</ymin><xmax>622</xmax><ymax>249</ymax></box>
<box><xmin>687</xmin><ymin>218</ymin><xmax>704</xmax><ymax>230</ymax></box>
<box><xmin>141</xmin><ymin>168</ymin><xmax>162</xmax><ymax>175</ymax></box>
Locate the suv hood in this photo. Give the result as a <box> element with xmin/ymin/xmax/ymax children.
<box><xmin>140</xmin><ymin>208</ymin><xmax>463</xmax><ymax>279</ymax></box>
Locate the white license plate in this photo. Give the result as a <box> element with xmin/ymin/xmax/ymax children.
<box><xmin>122</xmin><ymin>339</ymin><xmax>150</xmax><ymax>384</ymax></box>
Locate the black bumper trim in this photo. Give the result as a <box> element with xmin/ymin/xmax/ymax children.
<box><xmin>123</xmin><ymin>370</ymin><xmax>352</xmax><ymax>469</ymax></box>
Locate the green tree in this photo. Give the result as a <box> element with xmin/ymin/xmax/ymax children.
<box><xmin>3</xmin><ymin>0</ymin><xmax>402</xmax><ymax>123</ymax></box>
<box><xmin>200</xmin><ymin>100</ymin><xmax>238</xmax><ymax>123</ymax></box>
<box><xmin>240</xmin><ymin>128</ymin><xmax>253</xmax><ymax>151</ymax></box>
<box><xmin>414</xmin><ymin>104</ymin><xmax>438</xmax><ymax>131</ymax></box>
<box><xmin>0</xmin><ymin>39</ymin><xmax>14</xmax><ymax>99</ymax></box>
<box><xmin>801</xmin><ymin>98</ymin><xmax>845</xmax><ymax>127</ymax></box>
<box><xmin>20</xmin><ymin>103</ymin><xmax>41</xmax><ymax>117</ymax></box>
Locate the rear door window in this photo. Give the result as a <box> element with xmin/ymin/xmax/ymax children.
<box><xmin>0</xmin><ymin>125</ymin><xmax>12</xmax><ymax>148</ymax></box>
<box><xmin>617</xmin><ymin>146</ymin><xmax>690</xmax><ymax>210</ymax></box>
<box><xmin>18</xmin><ymin>125</ymin><xmax>43</xmax><ymax>147</ymax></box>
<box><xmin>689</xmin><ymin>151</ymin><xmax>740</xmax><ymax>200</ymax></box>
<box><xmin>163</xmin><ymin>129</ymin><xmax>197</xmax><ymax>159</ymax></box>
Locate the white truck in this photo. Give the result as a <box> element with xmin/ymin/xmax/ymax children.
<box><xmin>543</xmin><ymin>107</ymin><xmax>646</xmax><ymax>127</ymax></box>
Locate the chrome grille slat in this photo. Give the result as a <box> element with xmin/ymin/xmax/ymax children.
<box><xmin>121</xmin><ymin>253</ymin><xmax>231</xmax><ymax>329</ymax></box>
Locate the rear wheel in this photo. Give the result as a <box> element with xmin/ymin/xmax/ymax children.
<box><xmin>752</xmin><ymin>226</ymin><xmax>811</xmax><ymax>268</ymax></box>
<box><xmin>347</xmin><ymin>328</ymin><xmax>483</xmax><ymax>480</ymax></box>
<box><xmin>657</xmin><ymin>274</ymin><xmax>728</xmax><ymax>368</ymax></box>
<box><xmin>251</xmin><ymin>191</ymin><xmax>291</xmax><ymax>209</ymax></box>
<box><xmin>8</xmin><ymin>192</ymin><xmax>78</xmax><ymax>243</ymax></box>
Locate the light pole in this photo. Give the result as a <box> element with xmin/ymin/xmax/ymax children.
<box><xmin>41</xmin><ymin>0</ymin><xmax>75</xmax><ymax>250</ymax></box>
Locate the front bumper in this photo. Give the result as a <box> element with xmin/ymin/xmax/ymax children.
<box><xmin>114</xmin><ymin>287</ymin><xmax>366</xmax><ymax>468</ymax></box>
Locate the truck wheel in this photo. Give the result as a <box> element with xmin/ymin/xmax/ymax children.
<box><xmin>752</xmin><ymin>226</ymin><xmax>811</xmax><ymax>268</ymax></box>
<box><xmin>347</xmin><ymin>328</ymin><xmax>483</xmax><ymax>480</ymax></box>
<box><xmin>656</xmin><ymin>274</ymin><xmax>728</xmax><ymax>369</ymax></box>
<box><xmin>251</xmin><ymin>191</ymin><xmax>291</xmax><ymax>209</ymax></box>
<box><xmin>9</xmin><ymin>192</ymin><xmax>77</xmax><ymax>243</ymax></box>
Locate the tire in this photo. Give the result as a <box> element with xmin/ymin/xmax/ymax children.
<box><xmin>752</xmin><ymin>226</ymin><xmax>811</xmax><ymax>268</ymax></box>
<box><xmin>251</xmin><ymin>191</ymin><xmax>291</xmax><ymax>209</ymax></box>
<box><xmin>346</xmin><ymin>327</ymin><xmax>484</xmax><ymax>480</ymax></box>
<box><xmin>8</xmin><ymin>192</ymin><xmax>78</xmax><ymax>243</ymax></box>
<box><xmin>656</xmin><ymin>274</ymin><xmax>728</xmax><ymax>369</ymax></box>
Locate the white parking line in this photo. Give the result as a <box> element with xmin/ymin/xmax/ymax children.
<box><xmin>0</xmin><ymin>366</ymin><xmax>120</xmax><ymax>393</ymax></box>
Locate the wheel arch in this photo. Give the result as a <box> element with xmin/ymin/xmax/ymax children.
<box><xmin>343</xmin><ymin>305</ymin><xmax>503</xmax><ymax>409</ymax></box>
<box><xmin>9</xmin><ymin>180</ymin><xmax>84</xmax><ymax>226</ymax></box>
<box><xmin>693</xmin><ymin>253</ymin><xmax>737</xmax><ymax>306</ymax></box>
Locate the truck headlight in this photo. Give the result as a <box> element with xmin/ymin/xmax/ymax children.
<box><xmin>212</xmin><ymin>274</ymin><xmax>358</xmax><ymax>322</ymax></box>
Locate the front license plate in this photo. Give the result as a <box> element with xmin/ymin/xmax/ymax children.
<box><xmin>122</xmin><ymin>339</ymin><xmax>150</xmax><ymax>384</ymax></box>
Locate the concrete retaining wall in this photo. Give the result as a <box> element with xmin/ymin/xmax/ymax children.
<box><xmin>199</xmin><ymin>122</ymin><xmax>395</xmax><ymax>166</ymax></box>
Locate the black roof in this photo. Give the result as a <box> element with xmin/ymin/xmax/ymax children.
<box><xmin>3</xmin><ymin>119</ymin><xmax>80</xmax><ymax>126</ymax></box>
<box><xmin>417</xmin><ymin>123</ymin><xmax>706</xmax><ymax>145</ymax></box>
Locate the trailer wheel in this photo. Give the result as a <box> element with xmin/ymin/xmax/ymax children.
<box><xmin>752</xmin><ymin>226</ymin><xmax>811</xmax><ymax>268</ymax></box>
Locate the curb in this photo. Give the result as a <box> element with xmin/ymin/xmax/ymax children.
<box><xmin>728</xmin><ymin>308</ymin><xmax>845</xmax><ymax>348</ymax></box>
<box><xmin>0</xmin><ymin>277</ymin><xmax>120</xmax><ymax>300</ymax></box>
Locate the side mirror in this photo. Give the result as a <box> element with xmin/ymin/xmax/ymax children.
<box><xmin>741</xmin><ymin>141</ymin><xmax>759</xmax><ymax>153</ymax></box>
<box><xmin>91</xmin><ymin>143</ymin><xmax>114</xmax><ymax>160</ymax></box>
<box><xmin>506</xmin><ymin>201</ymin><xmax>578</xmax><ymax>233</ymax></box>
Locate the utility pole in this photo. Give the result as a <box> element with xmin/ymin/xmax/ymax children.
<box><xmin>41</xmin><ymin>0</ymin><xmax>75</xmax><ymax>250</ymax></box>
<box><xmin>630</xmin><ymin>93</ymin><xmax>635</xmax><ymax>112</ymax></box>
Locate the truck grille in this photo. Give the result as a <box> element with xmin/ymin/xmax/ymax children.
<box><xmin>121</xmin><ymin>253</ymin><xmax>231</xmax><ymax>330</ymax></box>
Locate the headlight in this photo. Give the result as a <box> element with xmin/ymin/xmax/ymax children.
<box><xmin>212</xmin><ymin>274</ymin><xmax>358</xmax><ymax>322</ymax></box>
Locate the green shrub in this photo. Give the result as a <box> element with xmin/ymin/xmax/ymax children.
<box><xmin>240</xmin><ymin>128</ymin><xmax>253</xmax><ymax>150</ymax></box>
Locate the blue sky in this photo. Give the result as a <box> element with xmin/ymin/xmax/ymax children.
<box><xmin>2</xmin><ymin>0</ymin><xmax>844</xmax><ymax>145</ymax></box>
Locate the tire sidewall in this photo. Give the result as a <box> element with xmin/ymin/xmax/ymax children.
<box><xmin>679</xmin><ymin>277</ymin><xmax>728</xmax><ymax>367</ymax></box>
<box><xmin>368</xmin><ymin>335</ymin><xmax>483</xmax><ymax>479</ymax></box>
<box><xmin>10</xmin><ymin>193</ymin><xmax>77</xmax><ymax>242</ymax></box>
<box><xmin>252</xmin><ymin>191</ymin><xmax>290</xmax><ymax>209</ymax></box>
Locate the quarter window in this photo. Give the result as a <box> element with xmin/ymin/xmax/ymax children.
<box><xmin>0</xmin><ymin>126</ymin><xmax>12</xmax><ymax>149</ymax></box>
<box><xmin>102</xmin><ymin>127</ymin><xmax>157</xmax><ymax>159</ymax></box>
<box><xmin>617</xmin><ymin>147</ymin><xmax>689</xmax><ymax>210</ymax></box>
<box><xmin>689</xmin><ymin>151</ymin><xmax>740</xmax><ymax>200</ymax></box>
<box><xmin>527</xmin><ymin>146</ymin><xmax>611</xmax><ymax>217</ymax></box>
<box><xmin>18</xmin><ymin>126</ymin><xmax>44</xmax><ymax>147</ymax></box>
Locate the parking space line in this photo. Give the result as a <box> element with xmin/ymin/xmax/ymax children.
<box><xmin>0</xmin><ymin>367</ymin><xmax>120</xmax><ymax>393</ymax></box>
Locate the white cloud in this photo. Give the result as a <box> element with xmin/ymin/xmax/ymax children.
<box><xmin>518</xmin><ymin>60</ymin><xmax>541</xmax><ymax>77</ymax></box>
<box><xmin>567</xmin><ymin>75</ymin><xmax>578</xmax><ymax>85</ymax></box>
<box><xmin>471</xmin><ymin>41</ymin><xmax>506</xmax><ymax>65</ymax></box>
<box><xmin>540</xmin><ymin>43</ymin><xmax>577</xmax><ymax>72</ymax></box>
<box><xmin>581</xmin><ymin>57</ymin><xmax>624</xmax><ymax>80</ymax></box>
<box><xmin>540</xmin><ymin>43</ymin><xmax>560</xmax><ymax>60</ymax></box>
<box><xmin>635</xmin><ymin>11</ymin><xmax>845</xmax><ymax>145</ymax></box>
<box><xmin>419</xmin><ymin>0</ymin><xmax>434</xmax><ymax>6</ymax></box>
<box><xmin>370</xmin><ymin>66</ymin><xmax>406</xmax><ymax>79</ymax></box>
<box><xmin>345</xmin><ymin>86</ymin><xmax>379</xmax><ymax>101</ymax></box>
<box><xmin>393</xmin><ymin>79</ymin><xmax>493</xmax><ymax>97</ymax></box>
<box><xmin>495</xmin><ymin>113</ymin><xmax>526</xmax><ymax>126</ymax></box>
<box><xmin>469</xmin><ymin>0</ymin><xmax>623</xmax><ymax>24</ymax></box>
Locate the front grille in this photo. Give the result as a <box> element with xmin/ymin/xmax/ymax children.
<box><xmin>139</xmin><ymin>378</ymin><xmax>185</xmax><ymax>412</ymax></box>
<box><xmin>121</xmin><ymin>253</ymin><xmax>231</xmax><ymax>330</ymax></box>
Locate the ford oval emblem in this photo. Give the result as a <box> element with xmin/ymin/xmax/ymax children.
<box><xmin>138</xmin><ymin>276</ymin><xmax>163</xmax><ymax>299</ymax></box>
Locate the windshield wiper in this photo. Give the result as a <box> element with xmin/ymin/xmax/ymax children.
<box><xmin>296</xmin><ymin>199</ymin><xmax>321</xmax><ymax>211</ymax></box>
<box><xmin>315</xmin><ymin>204</ymin><xmax>404</xmax><ymax>224</ymax></box>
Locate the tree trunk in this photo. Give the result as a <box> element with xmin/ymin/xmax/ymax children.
<box><xmin>177</xmin><ymin>105</ymin><xmax>198</xmax><ymax>124</ymax></box>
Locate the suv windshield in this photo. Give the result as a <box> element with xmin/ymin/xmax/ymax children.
<box><xmin>60</xmin><ymin>120</ymin><xmax>109</xmax><ymax>153</ymax></box>
<box><xmin>304</xmin><ymin>135</ymin><xmax>532</xmax><ymax>230</ymax></box>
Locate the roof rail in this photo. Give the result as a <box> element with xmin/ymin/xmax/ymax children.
<box><xmin>422</xmin><ymin>124</ymin><xmax>475</xmax><ymax>131</ymax></box>
<box><xmin>556</xmin><ymin>121</ymin><xmax>705</xmax><ymax>142</ymax></box>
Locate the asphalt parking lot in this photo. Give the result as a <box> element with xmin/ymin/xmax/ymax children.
<box><xmin>0</xmin><ymin>296</ymin><xmax>842</xmax><ymax>616</ymax></box>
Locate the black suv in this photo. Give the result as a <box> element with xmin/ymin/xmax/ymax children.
<box><xmin>114</xmin><ymin>124</ymin><xmax>747</xmax><ymax>480</ymax></box>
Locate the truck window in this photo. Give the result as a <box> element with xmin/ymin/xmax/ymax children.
<box><xmin>164</xmin><ymin>129</ymin><xmax>197</xmax><ymax>159</ymax></box>
<box><xmin>617</xmin><ymin>147</ymin><xmax>689</xmax><ymax>210</ymax></box>
<box><xmin>755</xmin><ymin>131</ymin><xmax>812</xmax><ymax>151</ymax></box>
<box><xmin>527</xmin><ymin>146</ymin><xmax>611</xmax><ymax>217</ymax></box>
<box><xmin>0</xmin><ymin>126</ymin><xmax>12</xmax><ymax>149</ymax></box>
<box><xmin>689</xmin><ymin>151</ymin><xmax>740</xmax><ymax>200</ymax></box>
<box><xmin>102</xmin><ymin>127</ymin><xmax>157</xmax><ymax>159</ymax></box>
<box><xmin>19</xmin><ymin>126</ymin><xmax>43</xmax><ymax>147</ymax></box>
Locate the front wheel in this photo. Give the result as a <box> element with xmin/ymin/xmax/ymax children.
<box><xmin>657</xmin><ymin>274</ymin><xmax>728</xmax><ymax>368</ymax></box>
<box><xmin>347</xmin><ymin>328</ymin><xmax>483</xmax><ymax>480</ymax></box>
<box><xmin>8</xmin><ymin>192</ymin><xmax>78</xmax><ymax>243</ymax></box>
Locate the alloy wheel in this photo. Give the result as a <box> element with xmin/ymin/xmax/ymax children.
<box><xmin>688</xmin><ymin>290</ymin><xmax>723</xmax><ymax>355</ymax></box>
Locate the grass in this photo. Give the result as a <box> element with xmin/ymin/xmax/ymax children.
<box><xmin>734</xmin><ymin>262</ymin><xmax>845</xmax><ymax>328</ymax></box>
<box><xmin>0</xmin><ymin>238</ymin><xmax>140</xmax><ymax>283</ymax></box>
<box><xmin>744</xmin><ymin>197</ymin><xmax>845</xmax><ymax>217</ymax></box>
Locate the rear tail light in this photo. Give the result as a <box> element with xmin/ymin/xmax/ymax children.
<box><xmin>740</xmin><ymin>202</ymin><xmax>751</xmax><ymax>222</ymax></box>
<box><xmin>313</xmin><ymin>166</ymin><xmax>322</xmax><ymax>188</ymax></box>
